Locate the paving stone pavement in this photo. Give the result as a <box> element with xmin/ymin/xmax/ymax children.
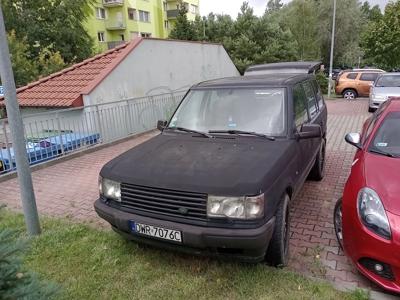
<box><xmin>0</xmin><ymin>99</ymin><xmax>387</xmax><ymax>293</ymax></box>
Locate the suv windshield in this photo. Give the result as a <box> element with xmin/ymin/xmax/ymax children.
<box><xmin>168</xmin><ymin>88</ymin><xmax>286</xmax><ymax>136</ymax></box>
<box><xmin>375</xmin><ymin>75</ymin><xmax>400</xmax><ymax>87</ymax></box>
<box><xmin>369</xmin><ymin>112</ymin><xmax>400</xmax><ymax>158</ymax></box>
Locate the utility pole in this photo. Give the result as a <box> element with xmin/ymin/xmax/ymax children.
<box><xmin>0</xmin><ymin>2</ymin><xmax>41</xmax><ymax>235</ymax></box>
<box><xmin>327</xmin><ymin>0</ymin><xmax>337</xmax><ymax>99</ymax></box>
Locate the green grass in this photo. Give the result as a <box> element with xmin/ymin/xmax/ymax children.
<box><xmin>0</xmin><ymin>210</ymin><xmax>369</xmax><ymax>300</ymax></box>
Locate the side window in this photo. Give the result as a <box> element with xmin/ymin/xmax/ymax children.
<box><xmin>293</xmin><ymin>84</ymin><xmax>309</xmax><ymax>129</ymax></box>
<box><xmin>347</xmin><ymin>73</ymin><xmax>358</xmax><ymax>80</ymax></box>
<box><xmin>302</xmin><ymin>81</ymin><xmax>318</xmax><ymax>119</ymax></box>
<box><xmin>312</xmin><ymin>80</ymin><xmax>325</xmax><ymax>109</ymax></box>
<box><xmin>360</xmin><ymin>73</ymin><xmax>379</xmax><ymax>82</ymax></box>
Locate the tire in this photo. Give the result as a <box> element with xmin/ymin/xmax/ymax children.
<box><xmin>368</xmin><ymin>107</ymin><xmax>375</xmax><ymax>113</ymax></box>
<box><xmin>342</xmin><ymin>89</ymin><xmax>357</xmax><ymax>100</ymax></box>
<box><xmin>334</xmin><ymin>198</ymin><xmax>344</xmax><ymax>250</ymax></box>
<box><xmin>309</xmin><ymin>139</ymin><xmax>326</xmax><ymax>181</ymax></box>
<box><xmin>266</xmin><ymin>194</ymin><xmax>290</xmax><ymax>267</ymax></box>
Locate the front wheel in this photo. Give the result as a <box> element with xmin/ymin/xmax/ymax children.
<box><xmin>266</xmin><ymin>194</ymin><xmax>290</xmax><ymax>267</ymax></box>
<box><xmin>309</xmin><ymin>139</ymin><xmax>326</xmax><ymax>181</ymax></box>
<box><xmin>334</xmin><ymin>198</ymin><xmax>344</xmax><ymax>250</ymax></box>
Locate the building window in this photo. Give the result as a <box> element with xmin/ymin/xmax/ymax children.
<box><xmin>141</xmin><ymin>32</ymin><xmax>152</xmax><ymax>38</ymax></box>
<box><xmin>138</xmin><ymin>10</ymin><xmax>150</xmax><ymax>22</ymax></box>
<box><xmin>164</xmin><ymin>20</ymin><xmax>169</xmax><ymax>29</ymax></box>
<box><xmin>163</xmin><ymin>1</ymin><xmax>167</xmax><ymax>11</ymax></box>
<box><xmin>97</xmin><ymin>32</ymin><xmax>105</xmax><ymax>42</ymax></box>
<box><xmin>128</xmin><ymin>8</ymin><xmax>137</xmax><ymax>20</ymax></box>
<box><xmin>95</xmin><ymin>7</ymin><xmax>106</xmax><ymax>19</ymax></box>
<box><xmin>190</xmin><ymin>4</ymin><xmax>198</xmax><ymax>14</ymax></box>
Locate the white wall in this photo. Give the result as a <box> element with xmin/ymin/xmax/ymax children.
<box><xmin>85</xmin><ymin>39</ymin><xmax>239</xmax><ymax>105</ymax></box>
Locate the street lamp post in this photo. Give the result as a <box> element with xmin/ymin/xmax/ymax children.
<box><xmin>0</xmin><ymin>2</ymin><xmax>41</xmax><ymax>235</ymax></box>
<box><xmin>328</xmin><ymin>0</ymin><xmax>337</xmax><ymax>99</ymax></box>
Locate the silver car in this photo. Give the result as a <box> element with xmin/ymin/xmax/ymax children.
<box><xmin>369</xmin><ymin>73</ymin><xmax>400</xmax><ymax>112</ymax></box>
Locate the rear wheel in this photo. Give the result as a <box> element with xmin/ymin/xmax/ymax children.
<box><xmin>266</xmin><ymin>194</ymin><xmax>290</xmax><ymax>267</ymax></box>
<box><xmin>343</xmin><ymin>89</ymin><xmax>357</xmax><ymax>100</ymax></box>
<box><xmin>309</xmin><ymin>139</ymin><xmax>326</xmax><ymax>181</ymax></box>
<box><xmin>334</xmin><ymin>198</ymin><xmax>344</xmax><ymax>250</ymax></box>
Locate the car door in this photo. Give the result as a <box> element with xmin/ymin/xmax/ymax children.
<box><xmin>358</xmin><ymin>73</ymin><xmax>380</xmax><ymax>97</ymax></box>
<box><xmin>311</xmin><ymin>79</ymin><xmax>327</xmax><ymax>136</ymax></box>
<box><xmin>292</xmin><ymin>83</ymin><xmax>313</xmax><ymax>179</ymax></box>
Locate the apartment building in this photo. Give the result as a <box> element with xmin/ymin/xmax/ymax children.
<box><xmin>85</xmin><ymin>0</ymin><xmax>200</xmax><ymax>51</ymax></box>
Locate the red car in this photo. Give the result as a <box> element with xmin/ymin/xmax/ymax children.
<box><xmin>334</xmin><ymin>98</ymin><xmax>400</xmax><ymax>293</ymax></box>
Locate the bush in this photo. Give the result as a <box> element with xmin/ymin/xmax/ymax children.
<box><xmin>316</xmin><ymin>71</ymin><xmax>329</xmax><ymax>94</ymax></box>
<box><xmin>0</xmin><ymin>229</ymin><xmax>57</xmax><ymax>300</ymax></box>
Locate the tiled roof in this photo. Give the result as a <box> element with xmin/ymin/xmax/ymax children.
<box><xmin>0</xmin><ymin>38</ymin><xmax>143</xmax><ymax>108</ymax></box>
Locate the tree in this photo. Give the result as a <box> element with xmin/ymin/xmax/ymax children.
<box><xmin>1</xmin><ymin>0</ymin><xmax>95</xmax><ymax>64</ymax></box>
<box><xmin>362</xmin><ymin>1</ymin><xmax>400</xmax><ymax>70</ymax></box>
<box><xmin>169</xmin><ymin>1</ymin><xmax>197</xmax><ymax>40</ymax></box>
<box><xmin>37</xmin><ymin>48</ymin><xmax>66</xmax><ymax>78</ymax></box>
<box><xmin>266</xmin><ymin>0</ymin><xmax>283</xmax><ymax>13</ymax></box>
<box><xmin>361</xmin><ymin>1</ymin><xmax>382</xmax><ymax>23</ymax></box>
<box><xmin>6</xmin><ymin>31</ymin><xmax>38</xmax><ymax>87</ymax></box>
<box><xmin>0</xmin><ymin>229</ymin><xmax>57</xmax><ymax>299</ymax></box>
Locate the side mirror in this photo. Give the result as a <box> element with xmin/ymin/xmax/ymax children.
<box><xmin>297</xmin><ymin>124</ymin><xmax>322</xmax><ymax>140</ymax></box>
<box><xmin>345</xmin><ymin>133</ymin><xmax>362</xmax><ymax>149</ymax></box>
<box><xmin>157</xmin><ymin>120</ymin><xmax>168</xmax><ymax>131</ymax></box>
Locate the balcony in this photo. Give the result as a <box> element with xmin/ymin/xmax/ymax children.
<box><xmin>105</xmin><ymin>20</ymin><xmax>126</xmax><ymax>30</ymax></box>
<box><xmin>103</xmin><ymin>0</ymin><xmax>124</xmax><ymax>7</ymax></box>
<box><xmin>107</xmin><ymin>41</ymin><xmax>127</xmax><ymax>49</ymax></box>
<box><xmin>167</xmin><ymin>9</ymin><xmax>179</xmax><ymax>19</ymax></box>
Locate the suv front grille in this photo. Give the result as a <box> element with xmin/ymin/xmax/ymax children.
<box><xmin>120</xmin><ymin>183</ymin><xmax>208</xmax><ymax>221</ymax></box>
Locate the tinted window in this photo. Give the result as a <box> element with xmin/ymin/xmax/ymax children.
<box><xmin>347</xmin><ymin>73</ymin><xmax>358</xmax><ymax>80</ymax></box>
<box><xmin>169</xmin><ymin>88</ymin><xmax>286</xmax><ymax>136</ymax></box>
<box><xmin>293</xmin><ymin>84</ymin><xmax>309</xmax><ymax>128</ymax></box>
<box><xmin>303</xmin><ymin>81</ymin><xmax>318</xmax><ymax>118</ymax></box>
<box><xmin>360</xmin><ymin>73</ymin><xmax>379</xmax><ymax>81</ymax></box>
<box><xmin>312</xmin><ymin>80</ymin><xmax>325</xmax><ymax>109</ymax></box>
<box><xmin>369</xmin><ymin>112</ymin><xmax>400</xmax><ymax>157</ymax></box>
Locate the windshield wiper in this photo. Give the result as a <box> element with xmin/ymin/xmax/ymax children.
<box><xmin>369</xmin><ymin>149</ymin><xmax>399</xmax><ymax>158</ymax></box>
<box><xmin>167</xmin><ymin>127</ymin><xmax>212</xmax><ymax>138</ymax></box>
<box><xmin>208</xmin><ymin>130</ymin><xmax>276</xmax><ymax>141</ymax></box>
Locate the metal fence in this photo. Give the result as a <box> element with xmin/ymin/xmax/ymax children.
<box><xmin>0</xmin><ymin>91</ymin><xmax>186</xmax><ymax>175</ymax></box>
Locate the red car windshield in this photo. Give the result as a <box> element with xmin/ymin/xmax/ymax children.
<box><xmin>369</xmin><ymin>112</ymin><xmax>400</xmax><ymax>158</ymax></box>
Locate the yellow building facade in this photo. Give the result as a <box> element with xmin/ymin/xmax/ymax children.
<box><xmin>85</xmin><ymin>0</ymin><xmax>200</xmax><ymax>51</ymax></box>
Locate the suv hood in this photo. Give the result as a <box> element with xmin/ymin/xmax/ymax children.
<box><xmin>101</xmin><ymin>134</ymin><xmax>295</xmax><ymax>196</ymax></box>
<box><xmin>372</xmin><ymin>86</ymin><xmax>400</xmax><ymax>98</ymax></box>
<box><xmin>364</xmin><ymin>152</ymin><xmax>400</xmax><ymax>215</ymax></box>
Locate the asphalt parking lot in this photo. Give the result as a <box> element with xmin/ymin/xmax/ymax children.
<box><xmin>0</xmin><ymin>98</ymin><xmax>383</xmax><ymax>292</ymax></box>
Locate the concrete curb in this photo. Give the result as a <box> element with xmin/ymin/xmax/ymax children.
<box><xmin>0</xmin><ymin>130</ymin><xmax>157</xmax><ymax>183</ymax></box>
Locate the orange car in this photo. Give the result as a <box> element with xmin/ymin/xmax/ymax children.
<box><xmin>335</xmin><ymin>69</ymin><xmax>385</xmax><ymax>99</ymax></box>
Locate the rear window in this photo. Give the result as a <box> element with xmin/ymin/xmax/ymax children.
<box><xmin>346</xmin><ymin>73</ymin><xmax>358</xmax><ymax>80</ymax></box>
<box><xmin>360</xmin><ymin>73</ymin><xmax>379</xmax><ymax>81</ymax></box>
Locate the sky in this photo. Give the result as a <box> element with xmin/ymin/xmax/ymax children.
<box><xmin>199</xmin><ymin>0</ymin><xmax>390</xmax><ymax>18</ymax></box>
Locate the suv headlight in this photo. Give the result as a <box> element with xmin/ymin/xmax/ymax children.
<box><xmin>207</xmin><ymin>194</ymin><xmax>264</xmax><ymax>219</ymax></box>
<box><xmin>357</xmin><ymin>187</ymin><xmax>391</xmax><ymax>239</ymax></box>
<box><xmin>99</xmin><ymin>176</ymin><xmax>121</xmax><ymax>202</ymax></box>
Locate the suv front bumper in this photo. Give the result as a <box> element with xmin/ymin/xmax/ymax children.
<box><xmin>94</xmin><ymin>199</ymin><xmax>275</xmax><ymax>262</ymax></box>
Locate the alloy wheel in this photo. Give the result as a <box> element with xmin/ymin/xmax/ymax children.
<box><xmin>334</xmin><ymin>199</ymin><xmax>344</xmax><ymax>250</ymax></box>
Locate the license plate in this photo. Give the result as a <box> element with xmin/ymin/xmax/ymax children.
<box><xmin>129</xmin><ymin>221</ymin><xmax>182</xmax><ymax>243</ymax></box>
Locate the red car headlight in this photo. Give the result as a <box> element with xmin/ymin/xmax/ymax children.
<box><xmin>357</xmin><ymin>187</ymin><xmax>391</xmax><ymax>240</ymax></box>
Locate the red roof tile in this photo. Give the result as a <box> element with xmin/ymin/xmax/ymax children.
<box><xmin>0</xmin><ymin>38</ymin><xmax>143</xmax><ymax>108</ymax></box>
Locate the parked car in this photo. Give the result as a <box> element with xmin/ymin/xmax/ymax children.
<box><xmin>369</xmin><ymin>73</ymin><xmax>400</xmax><ymax>112</ymax></box>
<box><xmin>334</xmin><ymin>98</ymin><xmax>400</xmax><ymax>293</ymax></box>
<box><xmin>95</xmin><ymin>73</ymin><xmax>328</xmax><ymax>265</ymax></box>
<box><xmin>335</xmin><ymin>69</ymin><xmax>385</xmax><ymax>99</ymax></box>
<box><xmin>244</xmin><ymin>61</ymin><xmax>322</xmax><ymax>76</ymax></box>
